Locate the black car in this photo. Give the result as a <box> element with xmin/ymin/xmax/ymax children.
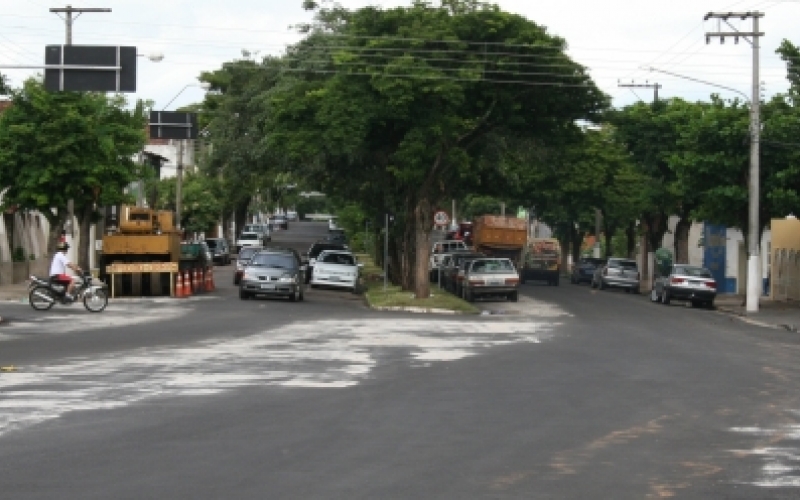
<box><xmin>570</xmin><ymin>257</ymin><xmax>606</xmax><ymax>285</ymax></box>
<box><xmin>204</xmin><ymin>238</ymin><xmax>231</xmax><ymax>266</ymax></box>
<box><xmin>441</xmin><ymin>252</ymin><xmax>484</xmax><ymax>293</ymax></box>
<box><xmin>304</xmin><ymin>241</ymin><xmax>350</xmax><ymax>283</ymax></box>
<box><xmin>326</xmin><ymin>229</ymin><xmax>348</xmax><ymax>245</ymax></box>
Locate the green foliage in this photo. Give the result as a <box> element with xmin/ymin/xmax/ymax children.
<box><xmin>0</xmin><ymin>79</ymin><xmax>146</xmax><ymax>227</ymax></box>
<box><xmin>12</xmin><ymin>247</ymin><xmax>25</xmax><ymax>262</ymax></box>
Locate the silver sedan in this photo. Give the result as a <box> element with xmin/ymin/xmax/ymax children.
<box><xmin>650</xmin><ymin>265</ymin><xmax>717</xmax><ymax>308</ymax></box>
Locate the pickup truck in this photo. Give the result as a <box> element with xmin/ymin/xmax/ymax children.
<box><xmin>429</xmin><ymin>240</ymin><xmax>469</xmax><ymax>280</ymax></box>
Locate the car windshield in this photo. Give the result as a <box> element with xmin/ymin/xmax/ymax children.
<box><xmin>238</xmin><ymin>247</ymin><xmax>261</xmax><ymax>260</ymax></box>
<box><xmin>249</xmin><ymin>253</ymin><xmax>296</xmax><ymax>269</ymax></box>
<box><xmin>239</xmin><ymin>233</ymin><xmax>259</xmax><ymax>241</ymax></box>
<box><xmin>580</xmin><ymin>258</ymin><xmax>605</xmax><ymax>266</ymax></box>
<box><xmin>320</xmin><ymin>253</ymin><xmax>355</xmax><ymax>266</ymax></box>
<box><xmin>470</xmin><ymin>259</ymin><xmax>514</xmax><ymax>273</ymax></box>
<box><xmin>674</xmin><ymin>266</ymin><xmax>712</xmax><ymax>278</ymax></box>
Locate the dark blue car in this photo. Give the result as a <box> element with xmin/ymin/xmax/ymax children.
<box><xmin>570</xmin><ymin>257</ymin><xmax>606</xmax><ymax>285</ymax></box>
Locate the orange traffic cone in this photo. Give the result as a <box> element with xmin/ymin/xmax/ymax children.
<box><xmin>184</xmin><ymin>271</ymin><xmax>193</xmax><ymax>297</ymax></box>
<box><xmin>195</xmin><ymin>268</ymin><xmax>202</xmax><ymax>293</ymax></box>
<box><xmin>175</xmin><ymin>272</ymin><xmax>186</xmax><ymax>298</ymax></box>
<box><xmin>204</xmin><ymin>268</ymin><xmax>214</xmax><ymax>292</ymax></box>
<box><xmin>209</xmin><ymin>268</ymin><xmax>216</xmax><ymax>291</ymax></box>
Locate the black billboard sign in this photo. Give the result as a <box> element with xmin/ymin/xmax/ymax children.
<box><xmin>44</xmin><ymin>45</ymin><xmax>137</xmax><ymax>92</ymax></box>
<box><xmin>149</xmin><ymin>111</ymin><xmax>198</xmax><ymax>140</ymax></box>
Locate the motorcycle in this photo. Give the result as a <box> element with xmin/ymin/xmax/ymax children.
<box><xmin>28</xmin><ymin>271</ymin><xmax>109</xmax><ymax>313</ymax></box>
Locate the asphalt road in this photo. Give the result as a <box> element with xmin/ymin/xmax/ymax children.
<box><xmin>1</xmin><ymin>222</ymin><xmax>799</xmax><ymax>499</ymax></box>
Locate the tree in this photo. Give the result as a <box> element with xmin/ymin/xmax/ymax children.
<box><xmin>0</xmin><ymin>79</ymin><xmax>146</xmax><ymax>267</ymax></box>
<box><xmin>263</xmin><ymin>0</ymin><xmax>606</xmax><ymax>297</ymax></box>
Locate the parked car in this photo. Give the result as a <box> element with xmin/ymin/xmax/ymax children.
<box><xmin>570</xmin><ymin>257</ymin><xmax>606</xmax><ymax>285</ymax></box>
<box><xmin>650</xmin><ymin>264</ymin><xmax>717</xmax><ymax>308</ymax></box>
<box><xmin>242</xmin><ymin>223</ymin><xmax>271</xmax><ymax>243</ymax></box>
<box><xmin>429</xmin><ymin>240</ymin><xmax>469</xmax><ymax>279</ymax></box>
<box><xmin>233</xmin><ymin>245</ymin><xmax>263</xmax><ymax>285</ymax></box>
<box><xmin>235</xmin><ymin>231</ymin><xmax>264</xmax><ymax>254</ymax></box>
<box><xmin>304</xmin><ymin>241</ymin><xmax>350</xmax><ymax>283</ymax></box>
<box><xmin>272</xmin><ymin>215</ymin><xmax>289</xmax><ymax>230</ymax></box>
<box><xmin>328</xmin><ymin>217</ymin><xmax>339</xmax><ymax>230</ymax></box>
<box><xmin>239</xmin><ymin>247</ymin><xmax>306</xmax><ymax>301</ymax></box>
<box><xmin>286</xmin><ymin>210</ymin><xmax>298</xmax><ymax>221</ymax></box>
<box><xmin>204</xmin><ymin>237</ymin><xmax>231</xmax><ymax>266</ymax></box>
<box><xmin>460</xmin><ymin>257</ymin><xmax>520</xmax><ymax>302</ymax></box>
<box><xmin>309</xmin><ymin>250</ymin><xmax>361</xmax><ymax>292</ymax></box>
<box><xmin>591</xmin><ymin>257</ymin><xmax>640</xmax><ymax>293</ymax></box>
<box><xmin>440</xmin><ymin>252</ymin><xmax>484</xmax><ymax>292</ymax></box>
<box><xmin>326</xmin><ymin>229</ymin><xmax>348</xmax><ymax>245</ymax></box>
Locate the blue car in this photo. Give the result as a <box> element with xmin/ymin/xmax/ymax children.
<box><xmin>570</xmin><ymin>257</ymin><xmax>606</xmax><ymax>285</ymax></box>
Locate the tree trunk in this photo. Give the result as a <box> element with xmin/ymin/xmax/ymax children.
<box><xmin>45</xmin><ymin>209</ymin><xmax>67</xmax><ymax>257</ymax></box>
<box><xmin>603</xmin><ymin>226</ymin><xmax>613</xmax><ymax>259</ymax></box>
<box><xmin>412</xmin><ymin>197</ymin><xmax>433</xmax><ymax>299</ymax></box>
<box><xmin>674</xmin><ymin>217</ymin><xmax>691</xmax><ymax>264</ymax></box>
<box><xmin>77</xmin><ymin>204</ymin><xmax>94</xmax><ymax>271</ymax></box>
<box><xmin>626</xmin><ymin>221</ymin><xmax>636</xmax><ymax>259</ymax></box>
<box><xmin>570</xmin><ymin>223</ymin><xmax>582</xmax><ymax>268</ymax></box>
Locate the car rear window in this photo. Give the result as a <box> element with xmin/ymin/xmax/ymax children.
<box><xmin>239</xmin><ymin>247</ymin><xmax>261</xmax><ymax>260</ymax></box>
<box><xmin>310</xmin><ymin>244</ymin><xmax>346</xmax><ymax>257</ymax></box>
<box><xmin>239</xmin><ymin>233</ymin><xmax>259</xmax><ymax>240</ymax></box>
<box><xmin>320</xmin><ymin>253</ymin><xmax>355</xmax><ymax>265</ymax></box>
<box><xmin>470</xmin><ymin>259</ymin><xmax>514</xmax><ymax>273</ymax></box>
<box><xmin>674</xmin><ymin>266</ymin><xmax>712</xmax><ymax>278</ymax></box>
<box><xmin>609</xmin><ymin>259</ymin><xmax>637</xmax><ymax>269</ymax></box>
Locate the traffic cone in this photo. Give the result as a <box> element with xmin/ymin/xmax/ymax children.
<box><xmin>184</xmin><ymin>271</ymin><xmax>193</xmax><ymax>297</ymax></box>
<box><xmin>194</xmin><ymin>268</ymin><xmax>202</xmax><ymax>293</ymax></box>
<box><xmin>175</xmin><ymin>272</ymin><xmax>186</xmax><ymax>298</ymax></box>
<box><xmin>205</xmin><ymin>268</ymin><xmax>214</xmax><ymax>292</ymax></box>
<box><xmin>210</xmin><ymin>268</ymin><xmax>216</xmax><ymax>291</ymax></box>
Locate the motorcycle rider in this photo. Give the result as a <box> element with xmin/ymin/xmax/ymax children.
<box><xmin>50</xmin><ymin>241</ymin><xmax>83</xmax><ymax>302</ymax></box>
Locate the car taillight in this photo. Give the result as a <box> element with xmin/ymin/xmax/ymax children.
<box><xmin>670</xmin><ymin>277</ymin><xmax>685</xmax><ymax>284</ymax></box>
<box><xmin>505</xmin><ymin>278</ymin><xmax>519</xmax><ymax>285</ymax></box>
<box><xmin>706</xmin><ymin>281</ymin><xmax>717</xmax><ymax>289</ymax></box>
<box><xmin>468</xmin><ymin>279</ymin><xmax>483</xmax><ymax>285</ymax></box>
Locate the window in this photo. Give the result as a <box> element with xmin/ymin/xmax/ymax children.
<box><xmin>250</xmin><ymin>253</ymin><xmax>296</xmax><ymax>269</ymax></box>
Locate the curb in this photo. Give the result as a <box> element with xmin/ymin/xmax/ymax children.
<box><xmin>715</xmin><ymin>306</ymin><xmax>789</xmax><ymax>330</ymax></box>
<box><xmin>370</xmin><ymin>306</ymin><xmax>473</xmax><ymax>315</ymax></box>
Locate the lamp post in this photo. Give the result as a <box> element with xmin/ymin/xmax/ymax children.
<box><xmin>161</xmin><ymin>82</ymin><xmax>210</xmax><ymax>233</ymax></box>
<box><xmin>644</xmin><ymin>65</ymin><xmax>760</xmax><ymax>311</ymax></box>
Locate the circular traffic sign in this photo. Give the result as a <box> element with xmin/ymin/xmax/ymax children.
<box><xmin>434</xmin><ymin>210</ymin><xmax>449</xmax><ymax>226</ymax></box>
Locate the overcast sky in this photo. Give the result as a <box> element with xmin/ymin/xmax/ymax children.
<box><xmin>2</xmin><ymin>0</ymin><xmax>800</xmax><ymax>111</ymax></box>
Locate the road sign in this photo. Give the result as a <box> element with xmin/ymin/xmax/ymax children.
<box><xmin>44</xmin><ymin>45</ymin><xmax>137</xmax><ymax>92</ymax></box>
<box><xmin>149</xmin><ymin>111</ymin><xmax>198</xmax><ymax>140</ymax></box>
<box><xmin>434</xmin><ymin>210</ymin><xmax>450</xmax><ymax>226</ymax></box>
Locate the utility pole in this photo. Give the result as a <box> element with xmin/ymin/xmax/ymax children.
<box><xmin>618</xmin><ymin>80</ymin><xmax>660</xmax><ymax>290</ymax></box>
<box><xmin>617</xmin><ymin>81</ymin><xmax>662</xmax><ymax>102</ymax></box>
<box><xmin>50</xmin><ymin>5</ymin><xmax>112</xmax><ymax>45</ymax></box>
<box><xmin>176</xmin><ymin>140</ymin><xmax>185</xmax><ymax>233</ymax></box>
<box><xmin>49</xmin><ymin>5</ymin><xmax>111</xmax><ymax>267</ymax></box>
<box><xmin>705</xmin><ymin>11</ymin><xmax>764</xmax><ymax>313</ymax></box>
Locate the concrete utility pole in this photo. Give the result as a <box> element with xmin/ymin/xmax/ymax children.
<box><xmin>705</xmin><ymin>11</ymin><xmax>764</xmax><ymax>313</ymax></box>
<box><xmin>49</xmin><ymin>5</ymin><xmax>111</xmax><ymax>265</ymax></box>
<box><xmin>50</xmin><ymin>5</ymin><xmax>112</xmax><ymax>45</ymax></box>
<box><xmin>176</xmin><ymin>140</ymin><xmax>185</xmax><ymax>232</ymax></box>
<box><xmin>618</xmin><ymin>81</ymin><xmax>660</xmax><ymax>290</ymax></box>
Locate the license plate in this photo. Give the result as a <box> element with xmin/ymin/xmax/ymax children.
<box><xmin>487</xmin><ymin>280</ymin><xmax>503</xmax><ymax>286</ymax></box>
<box><xmin>260</xmin><ymin>284</ymin><xmax>275</xmax><ymax>290</ymax></box>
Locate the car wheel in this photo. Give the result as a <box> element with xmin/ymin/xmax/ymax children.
<box><xmin>706</xmin><ymin>300</ymin><xmax>715</xmax><ymax>309</ymax></box>
<box><xmin>650</xmin><ymin>288</ymin><xmax>659</xmax><ymax>302</ymax></box>
<box><xmin>239</xmin><ymin>289</ymin><xmax>250</xmax><ymax>300</ymax></box>
<box><xmin>662</xmin><ymin>289</ymin><xmax>671</xmax><ymax>305</ymax></box>
<box><xmin>509</xmin><ymin>291</ymin><xmax>518</xmax><ymax>302</ymax></box>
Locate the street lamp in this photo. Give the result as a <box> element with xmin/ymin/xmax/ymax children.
<box><xmin>162</xmin><ymin>82</ymin><xmax>210</xmax><ymax>111</ymax></box>
<box><xmin>644</xmin><ymin>65</ymin><xmax>761</xmax><ymax>312</ymax></box>
<box><xmin>162</xmin><ymin>81</ymin><xmax>211</xmax><ymax>232</ymax></box>
<box><xmin>138</xmin><ymin>52</ymin><xmax>164</xmax><ymax>63</ymax></box>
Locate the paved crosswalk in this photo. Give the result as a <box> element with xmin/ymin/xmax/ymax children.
<box><xmin>0</xmin><ymin>317</ymin><xmax>561</xmax><ymax>438</ymax></box>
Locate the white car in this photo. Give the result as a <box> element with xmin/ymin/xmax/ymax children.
<box><xmin>309</xmin><ymin>250</ymin><xmax>361</xmax><ymax>292</ymax></box>
<box><xmin>235</xmin><ymin>232</ymin><xmax>264</xmax><ymax>254</ymax></box>
<box><xmin>328</xmin><ymin>217</ymin><xmax>339</xmax><ymax>230</ymax></box>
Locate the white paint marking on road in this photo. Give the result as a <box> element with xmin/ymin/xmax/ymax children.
<box><xmin>0</xmin><ymin>318</ymin><xmax>557</xmax><ymax>438</ymax></box>
<box><xmin>0</xmin><ymin>304</ymin><xmax>192</xmax><ymax>339</ymax></box>
<box><xmin>730</xmin><ymin>421</ymin><xmax>800</xmax><ymax>488</ymax></box>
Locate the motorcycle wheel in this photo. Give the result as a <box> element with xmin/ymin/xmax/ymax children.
<box><xmin>29</xmin><ymin>286</ymin><xmax>55</xmax><ymax>311</ymax></box>
<box><xmin>83</xmin><ymin>288</ymin><xmax>109</xmax><ymax>312</ymax></box>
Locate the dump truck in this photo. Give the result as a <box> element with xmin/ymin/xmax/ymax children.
<box><xmin>471</xmin><ymin>215</ymin><xmax>528</xmax><ymax>273</ymax></box>
<box><xmin>522</xmin><ymin>237</ymin><xmax>562</xmax><ymax>286</ymax></box>
<box><xmin>100</xmin><ymin>205</ymin><xmax>210</xmax><ymax>296</ymax></box>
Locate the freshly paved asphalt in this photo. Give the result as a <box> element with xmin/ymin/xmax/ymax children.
<box><xmin>0</xmin><ymin>222</ymin><xmax>799</xmax><ymax>498</ymax></box>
